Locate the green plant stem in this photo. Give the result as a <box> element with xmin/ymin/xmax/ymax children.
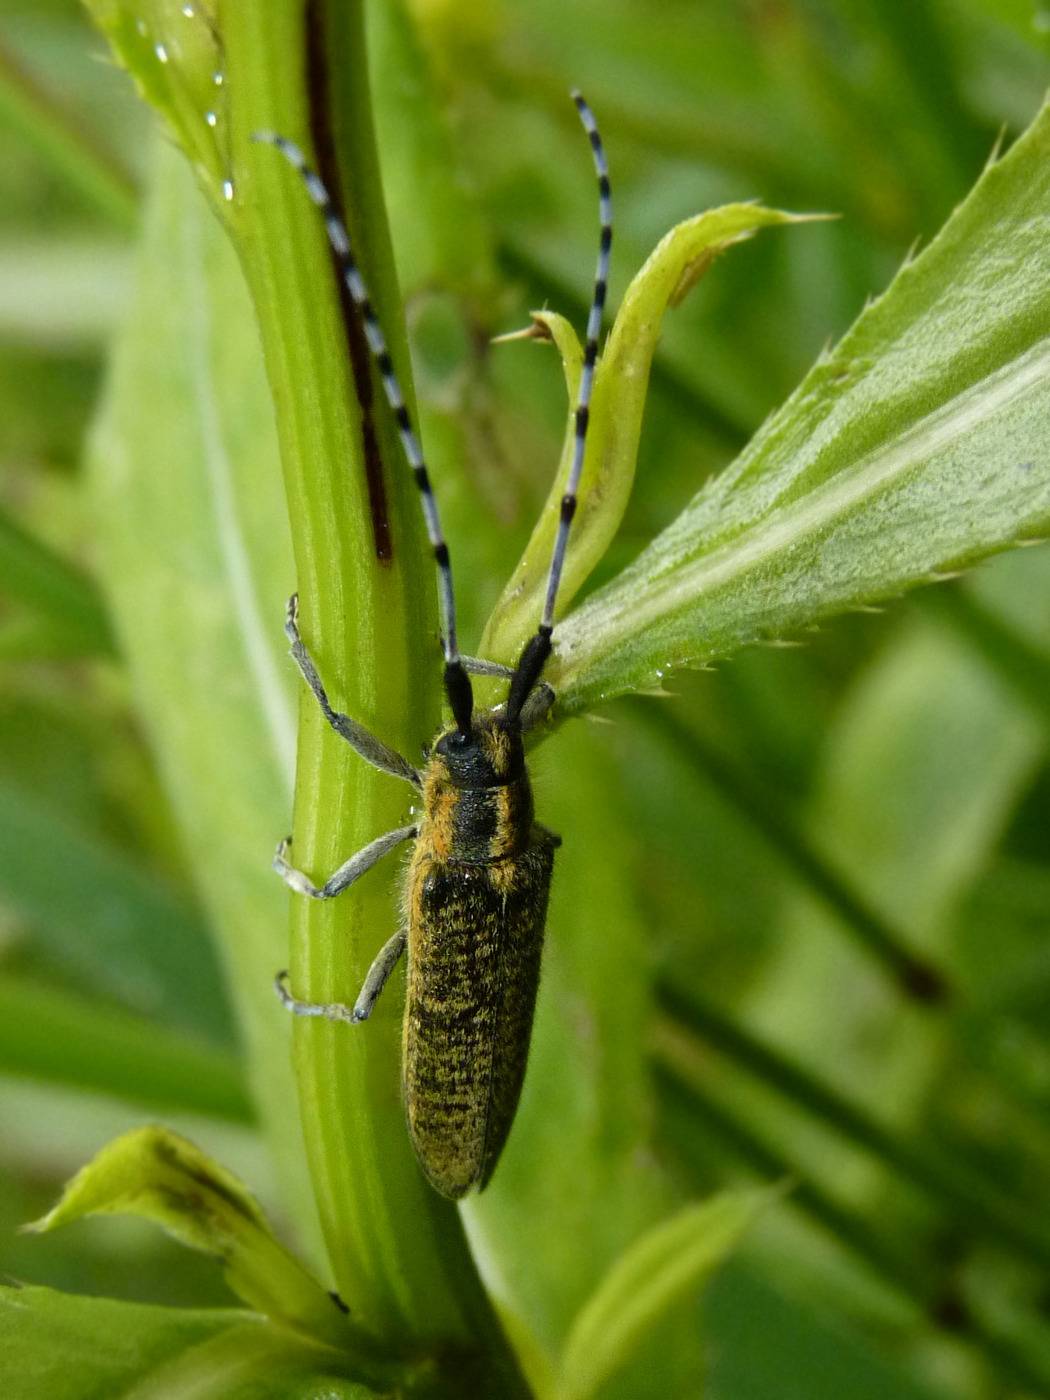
<box><xmin>655</xmin><ymin>1062</ymin><xmax>1050</xmax><ymax>1395</ymax></box>
<box><xmin>0</xmin><ymin>39</ymin><xmax>137</xmax><ymax>232</ymax></box>
<box><xmin>220</xmin><ymin>1</ymin><xmax>525</xmax><ymax>1385</ymax></box>
<box><xmin>639</xmin><ymin>702</ymin><xmax>950</xmax><ymax>1002</ymax></box>
<box><xmin>658</xmin><ymin>982</ymin><xmax>1050</xmax><ymax>1279</ymax></box>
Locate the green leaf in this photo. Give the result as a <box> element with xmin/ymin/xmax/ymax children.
<box><xmin>548</xmin><ymin>100</ymin><xmax>1050</xmax><ymax>715</ymax></box>
<box><xmin>554</xmin><ymin>1187</ymin><xmax>775</xmax><ymax>1400</ymax></box>
<box><xmin>26</xmin><ymin>1126</ymin><xmax>365</xmax><ymax>1352</ymax></box>
<box><xmin>0</xmin><ymin>507</ymin><xmax>114</xmax><ymax>657</ymax></box>
<box><xmin>0</xmin><ymin>773</ymin><xmax>229</xmax><ymax>1040</ymax></box>
<box><xmin>0</xmin><ymin>240</ymin><xmax>132</xmax><ymax>348</ymax></box>
<box><xmin>0</xmin><ymin>975</ymin><xmax>250</xmax><ymax>1120</ymax></box>
<box><xmin>480</xmin><ymin>207</ymin><xmax>812</xmax><ymax>660</ymax></box>
<box><xmin>739</xmin><ymin>599</ymin><xmax>1045</xmax><ymax>1196</ymax></box>
<box><xmin>704</xmin><ymin>1265</ymin><xmax>952</xmax><ymax>1400</ymax></box>
<box><xmin>0</xmin><ymin>1283</ymin><xmax>239</xmax><ymax>1400</ymax></box>
<box><xmin>82</xmin><ymin>0</ymin><xmax>231</xmax><ymax>209</ymax></box>
<box><xmin>0</xmin><ymin>40</ymin><xmax>137</xmax><ymax>231</ymax></box>
<box><xmin>0</xmin><ymin>1284</ymin><xmax>383</xmax><ymax>1400</ymax></box>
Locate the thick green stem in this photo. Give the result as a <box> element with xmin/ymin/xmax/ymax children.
<box><xmin>220</xmin><ymin>0</ymin><xmax>525</xmax><ymax>1382</ymax></box>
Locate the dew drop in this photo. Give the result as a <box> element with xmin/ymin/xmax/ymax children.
<box><xmin>205</xmin><ymin>110</ymin><xmax>218</xmax><ymax>127</ymax></box>
<box><xmin>222</xmin><ymin>179</ymin><xmax>235</xmax><ymax>201</ymax></box>
<box><xmin>181</xmin><ymin>2</ymin><xmax>195</xmax><ymax>14</ymax></box>
<box><xmin>155</xmin><ymin>42</ymin><xmax>169</xmax><ymax>63</ymax></box>
<box><xmin>213</xmin><ymin>70</ymin><xmax>225</xmax><ymax>86</ymax></box>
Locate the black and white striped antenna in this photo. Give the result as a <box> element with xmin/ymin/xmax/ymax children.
<box><xmin>506</xmin><ymin>89</ymin><xmax>612</xmax><ymax>722</ymax></box>
<box><xmin>252</xmin><ymin>131</ymin><xmax>475</xmax><ymax>734</ymax></box>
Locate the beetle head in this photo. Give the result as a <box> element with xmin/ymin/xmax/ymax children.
<box><xmin>434</xmin><ymin>713</ymin><xmax>524</xmax><ymax>788</ymax></box>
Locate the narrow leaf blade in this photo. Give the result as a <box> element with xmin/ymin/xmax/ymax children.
<box><xmin>555</xmin><ymin>1187</ymin><xmax>775</xmax><ymax>1400</ymax></box>
<box><xmin>0</xmin><ymin>508</ymin><xmax>114</xmax><ymax>656</ymax></box>
<box><xmin>0</xmin><ymin>975</ymin><xmax>250</xmax><ymax>1120</ymax></box>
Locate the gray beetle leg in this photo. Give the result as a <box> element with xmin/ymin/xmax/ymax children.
<box><xmin>461</xmin><ymin>655</ymin><xmax>514</xmax><ymax>679</ymax></box>
<box><xmin>519</xmin><ymin>681</ymin><xmax>556</xmax><ymax>732</ymax></box>
<box><xmin>273</xmin><ymin>825</ymin><xmax>416</xmax><ymax>900</ymax></box>
<box><xmin>275</xmin><ymin>930</ymin><xmax>407</xmax><ymax>1025</ymax></box>
<box><xmin>462</xmin><ymin>654</ymin><xmax>555</xmax><ymax>732</ymax></box>
<box><xmin>284</xmin><ymin>594</ymin><xmax>420</xmax><ymax>789</ymax></box>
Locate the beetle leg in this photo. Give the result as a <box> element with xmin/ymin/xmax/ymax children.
<box><xmin>519</xmin><ymin>681</ymin><xmax>556</xmax><ymax>732</ymax></box>
<box><xmin>349</xmin><ymin>929</ymin><xmax>407</xmax><ymax>1021</ymax></box>
<box><xmin>462</xmin><ymin>655</ymin><xmax>555</xmax><ymax>731</ymax></box>
<box><xmin>284</xmin><ymin>594</ymin><xmax>421</xmax><ymax>788</ymax></box>
<box><xmin>273</xmin><ymin>825</ymin><xmax>416</xmax><ymax>900</ymax></box>
<box><xmin>275</xmin><ymin>930</ymin><xmax>407</xmax><ymax>1024</ymax></box>
<box><xmin>461</xmin><ymin>655</ymin><xmax>514</xmax><ymax>679</ymax></box>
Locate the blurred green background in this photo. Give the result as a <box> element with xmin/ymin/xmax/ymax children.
<box><xmin>3</xmin><ymin>0</ymin><xmax>1050</xmax><ymax>1395</ymax></box>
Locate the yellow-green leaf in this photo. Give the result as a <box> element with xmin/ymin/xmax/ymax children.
<box><xmin>26</xmin><ymin>1126</ymin><xmax>364</xmax><ymax>1351</ymax></box>
<box><xmin>481</xmin><ymin>207</ymin><xmax>816</xmax><ymax>660</ymax></box>
<box><xmin>0</xmin><ymin>1283</ymin><xmax>386</xmax><ymax>1399</ymax></box>
<box><xmin>553</xmin><ymin>1187</ymin><xmax>775</xmax><ymax>1400</ymax></box>
<box><xmin>83</xmin><ymin>0</ymin><xmax>230</xmax><ymax>206</ymax></box>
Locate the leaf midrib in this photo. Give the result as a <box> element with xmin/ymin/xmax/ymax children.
<box><xmin>558</xmin><ymin>332</ymin><xmax>1050</xmax><ymax>653</ymax></box>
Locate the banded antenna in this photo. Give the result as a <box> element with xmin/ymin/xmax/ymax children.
<box><xmin>506</xmin><ymin>89</ymin><xmax>612</xmax><ymax>722</ymax></box>
<box><xmin>252</xmin><ymin>131</ymin><xmax>475</xmax><ymax>735</ymax></box>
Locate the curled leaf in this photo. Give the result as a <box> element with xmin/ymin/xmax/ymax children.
<box><xmin>26</xmin><ymin>1126</ymin><xmax>365</xmax><ymax>1351</ymax></box>
<box><xmin>481</xmin><ymin>206</ymin><xmax>816</xmax><ymax>660</ymax></box>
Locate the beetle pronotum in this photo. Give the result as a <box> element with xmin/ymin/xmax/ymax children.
<box><xmin>256</xmin><ymin>90</ymin><xmax>612</xmax><ymax>1199</ymax></box>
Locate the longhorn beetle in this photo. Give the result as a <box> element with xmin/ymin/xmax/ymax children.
<box><xmin>256</xmin><ymin>90</ymin><xmax>612</xmax><ymax>1199</ymax></box>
